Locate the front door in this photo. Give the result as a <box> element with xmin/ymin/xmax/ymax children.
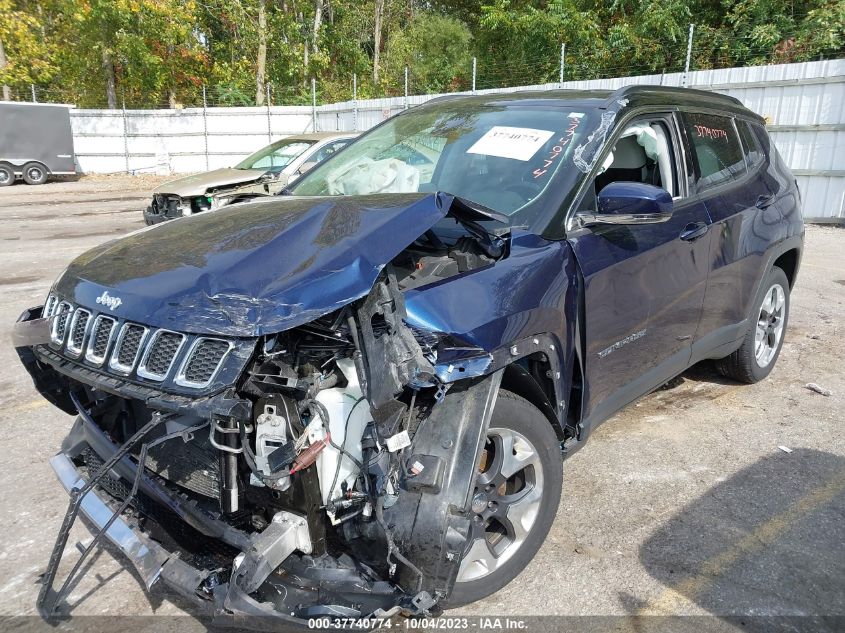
<box><xmin>568</xmin><ymin>113</ymin><xmax>712</xmax><ymax>429</ymax></box>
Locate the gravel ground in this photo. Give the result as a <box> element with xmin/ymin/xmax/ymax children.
<box><xmin>0</xmin><ymin>177</ymin><xmax>842</xmax><ymax>631</ymax></box>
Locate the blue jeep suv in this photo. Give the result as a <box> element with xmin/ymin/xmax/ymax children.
<box><xmin>14</xmin><ymin>85</ymin><xmax>803</xmax><ymax>623</ymax></box>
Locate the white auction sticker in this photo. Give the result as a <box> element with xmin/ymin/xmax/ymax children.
<box><xmin>386</xmin><ymin>430</ymin><xmax>411</xmax><ymax>452</ymax></box>
<box><xmin>466</xmin><ymin>126</ymin><xmax>555</xmax><ymax>161</ymax></box>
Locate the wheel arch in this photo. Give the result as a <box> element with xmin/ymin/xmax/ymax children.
<box><xmin>773</xmin><ymin>247</ymin><xmax>800</xmax><ymax>289</ymax></box>
<box><xmin>741</xmin><ymin>236</ymin><xmax>804</xmax><ymax>326</ymax></box>
<box><xmin>24</xmin><ymin>160</ymin><xmax>50</xmax><ymax>173</ymax></box>
<box><xmin>501</xmin><ymin>362</ymin><xmax>564</xmax><ymax>441</ymax></box>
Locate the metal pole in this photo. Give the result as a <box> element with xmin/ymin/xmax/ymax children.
<box><xmin>31</xmin><ymin>84</ymin><xmax>37</xmax><ymax>102</ymax></box>
<box><xmin>559</xmin><ymin>44</ymin><xmax>566</xmax><ymax>88</ymax></box>
<box><xmin>353</xmin><ymin>73</ymin><xmax>358</xmax><ymax>132</ymax></box>
<box><xmin>266</xmin><ymin>83</ymin><xmax>272</xmax><ymax>142</ymax></box>
<box><xmin>311</xmin><ymin>78</ymin><xmax>317</xmax><ymax>132</ymax></box>
<box><xmin>682</xmin><ymin>23</ymin><xmax>695</xmax><ymax>88</ymax></box>
<box><xmin>202</xmin><ymin>85</ymin><xmax>209</xmax><ymax>171</ymax></box>
<box><xmin>404</xmin><ymin>66</ymin><xmax>409</xmax><ymax>110</ymax></box>
<box><xmin>122</xmin><ymin>98</ymin><xmax>130</xmax><ymax>174</ymax></box>
<box><xmin>472</xmin><ymin>57</ymin><xmax>477</xmax><ymax>94</ymax></box>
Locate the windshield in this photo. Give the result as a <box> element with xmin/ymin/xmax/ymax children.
<box><xmin>235</xmin><ymin>139</ymin><xmax>315</xmax><ymax>172</ymax></box>
<box><xmin>289</xmin><ymin>102</ymin><xmax>600</xmax><ymax>217</ymax></box>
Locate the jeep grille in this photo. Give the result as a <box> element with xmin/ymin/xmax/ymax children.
<box><xmin>43</xmin><ymin>297</ymin><xmax>236</xmax><ymax>389</ymax></box>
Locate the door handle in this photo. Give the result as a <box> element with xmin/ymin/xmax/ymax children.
<box><xmin>756</xmin><ymin>193</ymin><xmax>776</xmax><ymax>209</ymax></box>
<box><xmin>680</xmin><ymin>222</ymin><xmax>709</xmax><ymax>242</ymax></box>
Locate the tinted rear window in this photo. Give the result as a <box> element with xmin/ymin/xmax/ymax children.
<box><xmin>682</xmin><ymin>112</ymin><xmax>746</xmax><ymax>192</ymax></box>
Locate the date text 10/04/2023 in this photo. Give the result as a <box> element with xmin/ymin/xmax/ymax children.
<box><xmin>307</xmin><ymin>617</ymin><xmax>529</xmax><ymax>629</ymax></box>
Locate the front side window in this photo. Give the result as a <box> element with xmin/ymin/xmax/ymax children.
<box><xmin>289</xmin><ymin>102</ymin><xmax>602</xmax><ymax>218</ymax></box>
<box><xmin>575</xmin><ymin>117</ymin><xmax>679</xmax><ymax>215</ymax></box>
<box><xmin>682</xmin><ymin>112</ymin><xmax>746</xmax><ymax>192</ymax></box>
<box><xmin>595</xmin><ymin>119</ymin><xmax>678</xmax><ymax>196</ymax></box>
<box><xmin>236</xmin><ymin>139</ymin><xmax>315</xmax><ymax>172</ymax></box>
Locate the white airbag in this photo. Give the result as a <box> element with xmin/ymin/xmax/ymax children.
<box><xmin>327</xmin><ymin>157</ymin><xmax>420</xmax><ymax>195</ymax></box>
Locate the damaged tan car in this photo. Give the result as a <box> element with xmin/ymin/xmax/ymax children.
<box><xmin>144</xmin><ymin>132</ymin><xmax>355</xmax><ymax>224</ymax></box>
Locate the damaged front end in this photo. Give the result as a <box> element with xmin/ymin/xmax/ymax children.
<box><xmin>16</xmin><ymin>193</ymin><xmax>516</xmax><ymax>624</ymax></box>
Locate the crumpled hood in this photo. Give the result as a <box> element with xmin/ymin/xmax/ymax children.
<box><xmin>54</xmin><ymin>194</ymin><xmax>449</xmax><ymax>337</ymax></box>
<box><xmin>153</xmin><ymin>168</ymin><xmax>268</xmax><ymax>197</ymax></box>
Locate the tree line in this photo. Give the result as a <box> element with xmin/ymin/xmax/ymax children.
<box><xmin>0</xmin><ymin>0</ymin><xmax>842</xmax><ymax>108</ymax></box>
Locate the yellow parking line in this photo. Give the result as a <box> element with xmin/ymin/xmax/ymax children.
<box><xmin>637</xmin><ymin>466</ymin><xmax>845</xmax><ymax>615</ymax></box>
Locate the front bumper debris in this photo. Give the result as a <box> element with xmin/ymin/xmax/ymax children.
<box><xmin>49</xmin><ymin>452</ymin><xmax>211</xmax><ymax>597</ymax></box>
<box><xmin>46</xmin><ymin>448</ymin><xmax>406</xmax><ymax>626</ymax></box>
<box><xmin>41</xmin><ymin>404</ymin><xmax>408</xmax><ymax>625</ymax></box>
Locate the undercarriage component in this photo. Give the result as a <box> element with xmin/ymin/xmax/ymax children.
<box><xmin>234</xmin><ymin>511</ymin><xmax>312</xmax><ymax>594</ymax></box>
<box><xmin>356</xmin><ymin>272</ymin><xmax>436</xmax><ymax>408</ymax></box>
<box><xmin>383</xmin><ymin>371</ymin><xmax>503</xmax><ymax>599</ymax></box>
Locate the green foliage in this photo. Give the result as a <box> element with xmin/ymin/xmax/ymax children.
<box><xmin>477</xmin><ymin>0</ymin><xmax>602</xmax><ymax>86</ymax></box>
<box><xmin>212</xmin><ymin>82</ymin><xmax>252</xmax><ymax>106</ymax></box>
<box><xmin>0</xmin><ymin>0</ymin><xmax>57</xmax><ymax>94</ymax></box>
<box><xmin>1</xmin><ymin>0</ymin><xmax>842</xmax><ymax>107</ymax></box>
<box><xmin>384</xmin><ymin>13</ymin><xmax>473</xmax><ymax>94</ymax></box>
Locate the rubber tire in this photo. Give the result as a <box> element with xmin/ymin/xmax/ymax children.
<box><xmin>445</xmin><ymin>391</ymin><xmax>563</xmax><ymax>607</ymax></box>
<box><xmin>22</xmin><ymin>162</ymin><xmax>48</xmax><ymax>185</ymax></box>
<box><xmin>0</xmin><ymin>163</ymin><xmax>14</xmax><ymax>186</ymax></box>
<box><xmin>715</xmin><ymin>265</ymin><xmax>790</xmax><ymax>383</ymax></box>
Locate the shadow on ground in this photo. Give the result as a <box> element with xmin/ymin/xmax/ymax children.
<box><xmin>623</xmin><ymin>448</ymin><xmax>845</xmax><ymax>632</ymax></box>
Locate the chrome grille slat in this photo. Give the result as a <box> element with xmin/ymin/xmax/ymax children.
<box><xmin>85</xmin><ymin>315</ymin><xmax>116</xmax><ymax>365</ymax></box>
<box><xmin>176</xmin><ymin>338</ymin><xmax>232</xmax><ymax>388</ymax></box>
<box><xmin>137</xmin><ymin>330</ymin><xmax>185</xmax><ymax>381</ymax></box>
<box><xmin>50</xmin><ymin>302</ymin><xmax>73</xmax><ymax>345</ymax></box>
<box><xmin>65</xmin><ymin>309</ymin><xmax>91</xmax><ymax>357</ymax></box>
<box><xmin>44</xmin><ymin>294</ymin><xmax>58</xmax><ymax>317</ymax></box>
<box><xmin>109</xmin><ymin>323</ymin><xmax>148</xmax><ymax>374</ymax></box>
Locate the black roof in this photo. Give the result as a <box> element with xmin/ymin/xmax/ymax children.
<box><xmin>426</xmin><ymin>85</ymin><xmax>761</xmax><ymax>122</ymax></box>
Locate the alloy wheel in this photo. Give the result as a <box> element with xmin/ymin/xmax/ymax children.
<box><xmin>755</xmin><ymin>282</ymin><xmax>786</xmax><ymax>368</ymax></box>
<box><xmin>457</xmin><ymin>427</ymin><xmax>544</xmax><ymax>583</ymax></box>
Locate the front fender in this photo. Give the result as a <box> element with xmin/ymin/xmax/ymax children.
<box><xmin>403</xmin><ymin>231</ymin><xmax>578</xmax><ymax>432</ymax></box>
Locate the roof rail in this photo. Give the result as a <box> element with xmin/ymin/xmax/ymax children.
<box><xmin>608</xmin><ymin>84</ymin><xmax>745</xmax><ymax>108</ymax></box>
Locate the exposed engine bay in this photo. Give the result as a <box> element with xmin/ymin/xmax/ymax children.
<box><xmin>16</xmin><ymin>211</ymin><xmax>515</xmax><ymax>623</ymax></box>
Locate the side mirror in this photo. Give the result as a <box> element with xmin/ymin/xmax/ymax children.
<box><xmin>577</xmin><ymin>182</ymin><xmax>673</xmax><ymax>227</ymax></box>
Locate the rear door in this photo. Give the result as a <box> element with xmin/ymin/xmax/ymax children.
<box><xmin>679</xmin><ymin>112</ymin><xmax>781</xmax><ymax>360</ymax></box>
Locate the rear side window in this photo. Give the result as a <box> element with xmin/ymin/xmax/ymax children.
<box><xmin>737</xmin><ymin>120</ymin><xmax>764</xmax><ymax>169</ymax></box>
<box><xmin>682</xmin><ymin>112</ymin><xmax>747</xmax><ymax>192</ymax></box>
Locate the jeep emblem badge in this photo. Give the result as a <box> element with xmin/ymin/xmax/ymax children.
<box><xmin>95</xmin><ymin>290</ymin><xmax>122</xmax><ymax>311</ymax></box>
